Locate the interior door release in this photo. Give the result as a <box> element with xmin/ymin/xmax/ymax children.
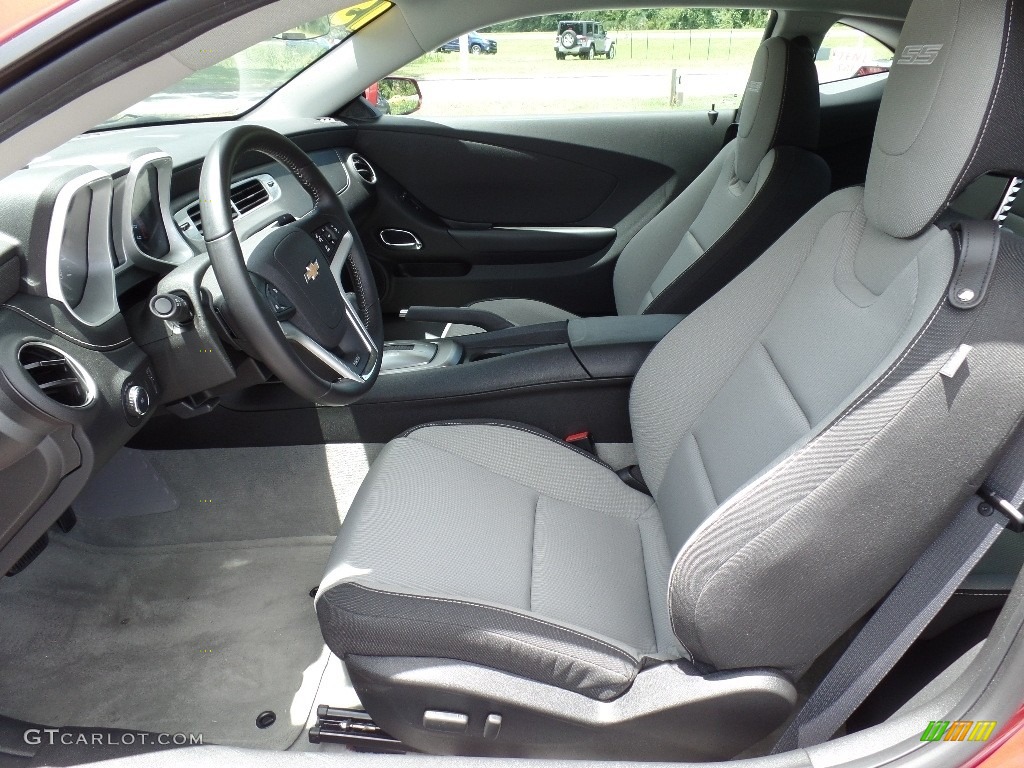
<box><xmin>380</xmin><ymin>228</ymin><xmax>422</xmax><ymax>250</ymax></box>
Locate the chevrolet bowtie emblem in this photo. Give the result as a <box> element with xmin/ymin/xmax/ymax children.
<box><xmin>304</xmin><ymin>261</ymin><xmax>320</xmax><ymax>283</ymax></box>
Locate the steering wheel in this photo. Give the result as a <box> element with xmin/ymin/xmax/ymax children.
<box><xmin>199</xmin><ymin>125</ymin><xmax>383</xmax><ymax>406</ymax></box>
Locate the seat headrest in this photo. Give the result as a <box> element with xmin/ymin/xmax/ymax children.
<box><xmin>734</xmin><ymin>36</ymin><xmax>820</xmax><ymax>184</ymax></box>
<box><xmin>865</xmin><ymin>0</ymin><xmax>1024</xmax><ymax>239</ymax></box>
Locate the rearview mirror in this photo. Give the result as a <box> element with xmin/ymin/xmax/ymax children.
<box><xmin>378</xmin><ymin>76</ymin><xmax>422</xmax><ymax>116</ymax></box>
<box><xmin>274</xmin><ymin>17</ymin><xmax>332</xmax><ymax>41</ymax></box>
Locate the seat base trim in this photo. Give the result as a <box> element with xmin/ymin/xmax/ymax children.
<box><xmin>345</xmin><ymin>655</ymin><xmax>796</xmax><ymax>760</ymax></box>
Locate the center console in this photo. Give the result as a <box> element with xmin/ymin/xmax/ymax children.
<box><xmin>380</xmin><ymin>314</ymin><xmax>683</xmax><ymax>378</ymax></box>
<box><xmin>133</xmin><ymin>313</ymin><xmax>685</xmax><ymax>450</ymax></box>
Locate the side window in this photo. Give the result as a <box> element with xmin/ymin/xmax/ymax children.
<box><xmin>387</xmin><ymin>9</ymin><xmax>770</xmax><ymax>118</ymax></box>
<box><xmin>815</xmin><ymin>23</ymin><xmax>893</xmax><ymax>84</ymax></box>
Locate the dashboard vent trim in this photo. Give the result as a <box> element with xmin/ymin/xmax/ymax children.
<box><xmin>180</xmin><ymin>174</ymin><xmax>278</xmax><ymax>237</ymax></box>
<box><xmin>18</xmin><ymin>342</ymin><xmax>96</xmax><ymax>408</ymax></box>
<box><xmin>350</xmin><ymin>154</ymin><xmax>377</xmax><ymax>185</ymax></box>
<box><xmin>232</xmin><ymin>178</ymin><xmax>270</xmax><ymax>216</ymax></box>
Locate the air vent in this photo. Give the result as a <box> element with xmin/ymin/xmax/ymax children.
<box><xmin>182</xmin><ymin>176</ymin><xmax>274</xmax><ymax>235</ymax></box>
<box><xmin>185</xmin><ymin>200</ymin><xmax>205</xmax><ymax>235</ymax></box>
<box><xmin>231</xmin><ymin>178</ymin><xmax>270</xmax><ymax>215</ymax></box>
<box><xmin>350</xmin><ymin>154</ymin><xmax>377</xmax><ymax>185</ymax></box>
<box><xmin>18</xmin><ymin>343</ymin><xmax>95</xmax><ymax>407</ymax></box>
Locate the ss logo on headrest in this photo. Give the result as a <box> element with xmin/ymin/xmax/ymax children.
<box><xmin>897</xmin><ymin>44</ymin><xmax>943</xmax><ymax>65</ymax></box>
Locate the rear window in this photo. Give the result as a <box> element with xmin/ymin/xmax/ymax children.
<box><xmin>816</xmin><ymin>23</ymin><xmax>893</xmax><ymax>84</ymax></box>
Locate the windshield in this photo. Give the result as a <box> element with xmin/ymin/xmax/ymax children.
<box><xmin>96</xmin><ymin>0</ymin><xmax>391</xmax><ymax>130</ymax></box>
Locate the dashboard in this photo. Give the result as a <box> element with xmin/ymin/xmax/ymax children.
<box><xmin>0</xmin><ymin>117</ymin><xmax>380</xmax><ymax>574</ymax></box>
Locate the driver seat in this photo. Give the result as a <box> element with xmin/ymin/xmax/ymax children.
<box><xmin>317</xmin><ymin>0</ymin><xmax>1024</xmax><ymax>759</ymax></box>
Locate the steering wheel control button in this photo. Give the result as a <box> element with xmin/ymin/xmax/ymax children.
<box><xmin>422</xmin><ymin>710</ymin><xmax>468</xmax><ymax>734</ymax></box>
<box><xmin>264</xmin><ymin>283</ymin><xmax>294</xmax><ymax>317</ymax></box>
<box><xmin>149</xmin><ymin>293</ymin><xmax>193</xmax><ymax>325</ymax></box>
<box><xmin>313</xmin><ymin>223</ymin><xmax>342</xmax><ymax>257</ymax></box>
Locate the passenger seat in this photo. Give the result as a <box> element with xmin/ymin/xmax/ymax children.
<box><xmin>441</xmin><ymin>35</ymin><xmax>831</xmax><ymax>335</ymax></box>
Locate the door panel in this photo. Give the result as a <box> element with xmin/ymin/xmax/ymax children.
<box><xmin>358</xmin><ymin>132</ymin><xmax>619</xmax><ymax>225</ymax></box>
<box><xmin>351</xmin><ymin>111</ymin><xmax>732</xmax><ymax>317</ymax></box>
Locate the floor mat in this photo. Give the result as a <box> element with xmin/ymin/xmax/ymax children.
<box><xmin>69</xmin><ymin>445</ymin><xmax>382</xmax><ymax>548</ymax></box>
<box><xmin>0</xmin><ymin>535</ymin><xmax>334</xmax><ymax>751</ymax></box>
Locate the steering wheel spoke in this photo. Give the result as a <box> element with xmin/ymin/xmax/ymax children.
<box><xmin>278</xmin><ymin>269</ymin><xmax>378</xmax><ymax>381</ymax></box>
<box><xmin>281</xmin><ymin>321</ymin><xmax>371</xmax><ymax>384</ymax></box>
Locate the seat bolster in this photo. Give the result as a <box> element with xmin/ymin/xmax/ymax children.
<box><xmin>317</xmin><ymin>581</ymin><xmax>641</xmax><ymax>701</ymax></box>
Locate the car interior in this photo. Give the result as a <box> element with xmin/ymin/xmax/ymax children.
<box><xmin>2</xmin><ymin>0</ymin><xmax>1024</xmax><ymax>766</ymax></box>
<box><xmin>426</xmin><ymin>33</ymin><xmax>830</xmax><ymax>337</ymax></box>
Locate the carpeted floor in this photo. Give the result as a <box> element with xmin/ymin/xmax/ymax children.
<box><xmin>0</xmin><ymin>444</ymin><xmax>382</xmax><ymax>751</ymax></box>
<box><xmin>0</xmin><ymin>535</ymin><xmax>334</xmax><ymax>750</ymax></box>
<box><xmin>69</xmin><ymin>445</ymin><xmax>383</xmax><ymax>547</ymax></box>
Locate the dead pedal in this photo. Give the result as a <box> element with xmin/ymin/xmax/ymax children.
<box><xmin>309</xmin><ymin>706</ymin><xmax>404</xmax><ymax>752</ymax></box>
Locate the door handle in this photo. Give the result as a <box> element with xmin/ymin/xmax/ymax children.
<box><xmin>379</xmin><ymin>229</ymin><xmax>423</xmax><ymax>250</ymax></box>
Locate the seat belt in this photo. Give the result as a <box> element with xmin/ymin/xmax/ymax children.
<box><xmin>773</xmin><ymin>216</ymin><xmax>1022</xmax><ymax>753</ymax></box>
<box><xmin>772</xmin><ymin>486</ymin><xmax>1019</xmax><ymax>752</ymax></box>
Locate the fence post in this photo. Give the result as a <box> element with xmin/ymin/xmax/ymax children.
<box><xmin>670</xmin><ymin>68</ymin><xmax>678</xmax><ymax>107</ymax></box>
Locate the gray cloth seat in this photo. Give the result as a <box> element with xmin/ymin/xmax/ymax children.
<box><xmin>318</xmin><ymin>0</ymin><xmax>1024</xmax><ymax>759</ymax></box>
<box><xmin>317</xmin><ymin>421</ymin><xmax>681</xmax><ymax>702</ymax></box>
<box><xmin>443</xmin><ymin>35</ymin><xmax>830</xmax><ymax>337</ymax></box>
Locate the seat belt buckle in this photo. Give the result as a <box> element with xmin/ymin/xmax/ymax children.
<box><xmin>978</xmin><ymin>486</ymin><xmax>1024</xmax><ymax>533</ymax></box>
<box><xmin>565</xmin><ymin>431</ymin><xmax>596</xmax><ymax>455</ymax></box>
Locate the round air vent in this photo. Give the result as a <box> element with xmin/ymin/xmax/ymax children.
<box><xmin>349</xmin><ymin>154</ymin><xmax>377</xmax><ymax>185</ymax></box>
<box><xmin>18</xmin><ymin>342</ymin><xmax>96</xmax><ymax>408</ymax></box>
